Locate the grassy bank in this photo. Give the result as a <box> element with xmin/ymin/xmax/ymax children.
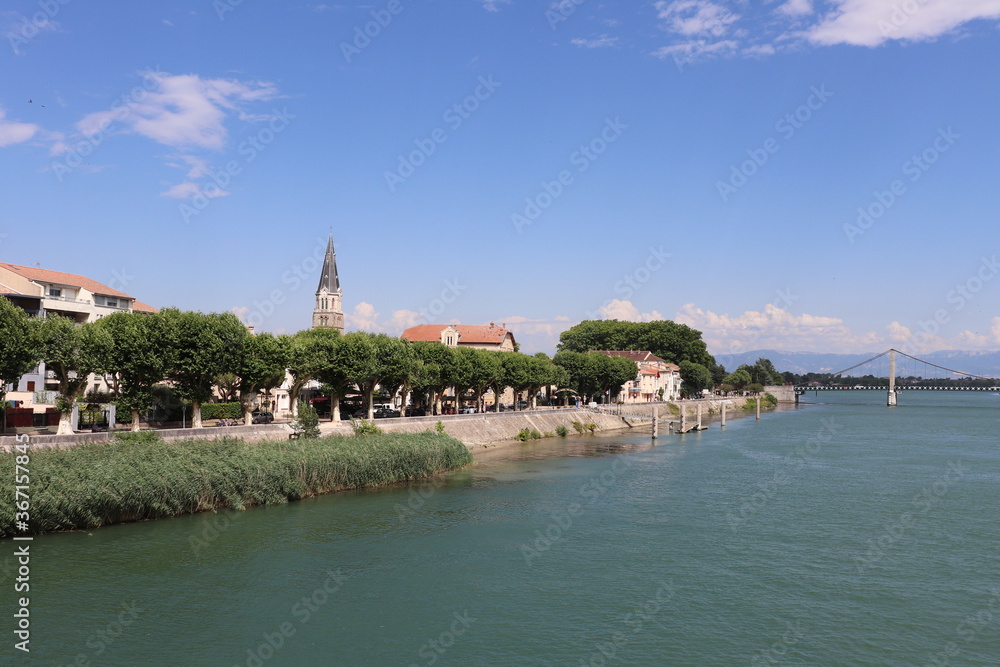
<box><xmin>1</xmin><ymin>432</ymin><xmax>472</xmax><ymax>536</ymax></box>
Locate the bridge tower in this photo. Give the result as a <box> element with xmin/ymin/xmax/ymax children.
<box><xmin>887</xmin><ymin>349</ymin><xmax>897</xmax><ymax>407</ymax></box>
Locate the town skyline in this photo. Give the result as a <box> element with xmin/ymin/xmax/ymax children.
<box><xmin>2</xmin><ymin>2</ymin><xmax>998</xmax><ymax>356</ymax></box>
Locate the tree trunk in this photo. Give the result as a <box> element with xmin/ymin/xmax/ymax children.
<box><xmin>131</xmin><ymin>409</ymin><xmax>141</xmax><ymax>432</ymax></box>
<box><xmin>192</xmin><ymin>400</ymin><xmax>202</xmax><ymax>428</ymax></box>
<box><xmin>243</xmin><ymin>404</ymin><xmax>253</xmax><ymax>426</ymax></box>
<box><xmin>364</xmin><ymin>385</ymin><xmax>375</xmax><ymax>420</ymax></box>
<box><xmin>57</xmin><ymin>409</ymin><xmax>74</xmax><ymax>435</ymax></box>
<box><xmin>332</xmin><ymin>395</ymin><xmax>341</xmax><ymax>422</ymax></box>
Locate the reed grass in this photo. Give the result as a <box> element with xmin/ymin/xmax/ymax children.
<box><xmin>0</xmin><ymin>432</ymin><xmax>472</xmax><ymax>536</ymax></box>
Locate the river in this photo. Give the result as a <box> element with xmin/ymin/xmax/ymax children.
<box><xmin>5</xmin><ymin>391</ymin><xmax>1000</xmax><ymax>665</ymax></box>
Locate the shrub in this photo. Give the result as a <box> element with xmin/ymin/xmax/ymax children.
<box><xmin>114</xmin><ymin>431</ymin><xmax>162</xmax><ymax>446</ymax></box>
<box><xmin>555</xmin><ymin>425</ymin><xmax>568</xmax><ymax>437</ymax></box>
<box><xmin>292</xmin><ymin>401</ymin><xmax>321</xmax><ymax>439</ymax></box>
<box><xmin>571</xmin><ymin>421</ymin><xmax>584</xmax><ymax>434</ymax></box>
<box><xmin>585</xmin><ymin>422</ymin><xmax>597</xmax><ymax>433</ymax></box>
<box><xmin>352</xmin><ymin>419</ymin><xmax>382</xmax><ymax>436</ymax></box>
<box><xmin>435</xmin><ymin>420</ymin><xmax>446</xmax><ymax>435</ymax></box>
<box><xmin>200</xmin><ymin>402</ymin><xmax>243</xmax><ymax>420</ymax></box>
<box><xmin>515</xmin><ymin>428</ymin><xmax>531</xmax><ymax>441</ymax></box>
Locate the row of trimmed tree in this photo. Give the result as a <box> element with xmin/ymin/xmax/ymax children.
<box><xmin>0</xmin><ymin>301</ymin><xmax>645</xmax><ymax>435</ymax></box>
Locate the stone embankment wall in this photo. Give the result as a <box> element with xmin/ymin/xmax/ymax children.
<box><xmin>0</xmin><ymin>423</ymin><xmax>292</xmax><ymax>452</ymax></box>
<box><xmin>0</xmin><ymin>409</ymin><xmax>631</xmax><ymax>452</ymax></box>
<box><xmin>327</xmin><ymin>408</ymin><xmax>631</xmax><ymax>448</ymax></box>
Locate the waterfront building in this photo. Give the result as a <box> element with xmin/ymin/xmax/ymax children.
<box><xmin>311</xmin><ymin>234</ymin><xmax>344</xmax><ymax>332</ymax></box>
<box><xmin>401</xmin><ymin>323</ymin><xmax>516</xmax><ymax>352</ymax></box>
<box><xmin>595</xmin><ymin>350</ymin><xmax>681</xmax><ymax>402</ymax></box>
<box><xmin>0</xmin><ymin>261</ymin><xmax>158</xmax><ymax>409</ymax></box>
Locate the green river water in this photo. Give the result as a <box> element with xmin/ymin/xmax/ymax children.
<box><xmin>4</xmin><ymin>391</ymin><xmax>1000</xmax><ymax>666</ymax></box>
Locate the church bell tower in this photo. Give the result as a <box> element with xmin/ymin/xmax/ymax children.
<box><xmin>312</xmin><ymin>234</ymin><xmax>344</xmax><ymax>332</ymax></box>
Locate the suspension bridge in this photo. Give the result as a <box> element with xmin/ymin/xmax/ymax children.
<box><xmin>793</xmin><ymin>348</ymin><xmax>1000</xmax><ymax>406</ymax></box>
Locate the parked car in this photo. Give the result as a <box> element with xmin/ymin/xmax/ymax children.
<box><xmin>458</xmin><ymin>405</ymin><xmax>476</xmax><ymax>414</ymax></box>
<box><xmin>374</xmin><ymin>407</ymin><xmax>401</xmax><ymax>418</ymax></box>
<box><xmin>404</xmin><ymin>406</ymin><xmax>426</xmax><ymax>417</ymax></box>
<box><xmin>251</xmin><ymin>410</ymin><xmax>274</xmax><ymax>424</ymax></box>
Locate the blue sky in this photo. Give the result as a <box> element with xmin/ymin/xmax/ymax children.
<box><xmin>2</xmin><ymin>0</ymin><xmax>999</xmax><ymax>358</ymax></box>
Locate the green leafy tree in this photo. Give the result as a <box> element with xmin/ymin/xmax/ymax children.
<box><xmin>161</xmin><ymin>309</ymin><xmax>248</xmax><ymax>428</ymax></box>
<box><xmin>679</xmin><ymin>360</ymin><xmax>713</xmax><ymax>397</ymax></box>
<box><xmin>236</xmin><ymin>333</ymin><xmax>291</xmax><ymax>424</ymax></box>
<box><xmin>95</xmin><ymin>311</ymin><xmax>170</xmax><ymax>431</ymax></box>
<box><xmin>291</xmin><ymin>400</ymin><xmax>321</xmax><ymax>439</ymax></box>
<box><xmin>412</xmin><ymin>341</ymin><xmax>457</xmax><ymax>415</ymax></box>
<box><xmin>724</xmin><ymin>369</ymin><xmax>752</xmax><ymax>390</ymax></box>
<box><xmin>457</xmin><ymin>347</ymin><xmax>502</xmax><ymax>411</ymax></box>
<box><xmin>338</xmin><ymin>332</ymin><xmax>413</xmax><ymax>419</ymax></box>
<box><xmin>38</xmin><ymin>316</ymin><xmax>111</xmax><ymax>434</ymax></box>
<box><xmin>288</xmin><ymin>328</ymin><xmax>340</xmax><ymax>418</ymax></box>
<box><xmin>558</xmin><ymin>319</ymin><xmax>716</xmax><ymax>369</ymax></box>
<box><xmin>0</xmin><ymin>297</ymin><xmax>42</xmax><ymax>410</ymax></box>
<box><xmin>498</xmin><ymin>352</ymin><xmax>529</xmax><ymax>410</ymax></box>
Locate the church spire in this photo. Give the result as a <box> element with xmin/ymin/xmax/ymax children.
<box><xmin>312</xmin><ymin>233</ymin><xmax>344</xmax><ymax>332</ymax></box>
<box><xmin>316</xmin><ymin>234</ymin><xmax>340</xmax><ymax>295</ymax></box>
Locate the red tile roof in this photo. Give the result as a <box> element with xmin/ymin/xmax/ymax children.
<box><xmin>401</xmin><ymin>324</ymin><xmax>451</xmax><ymax>342</ymax></box>
<box><xmin>402</xmin><ymin>323</ymin><xmax>513</xmax><ymax>345</ymax></box>
<box><xmin>595</xmin><ymin>350</ymin><xmax>668</xmax><ymax>364</ymax></box>
<box><xmin>132</xmin><ymin>300</ymin><xmax>160</xmax><ymax>314</ymax></box>
<box><xmin>454</xmin><ymin>324</ymin><xmax>512</xmax><ymax>345</ymax></box>
<box><xmin>0</xmin><ymin>262</ymin><xmax>132</xmax><ymax>298</ymax></box>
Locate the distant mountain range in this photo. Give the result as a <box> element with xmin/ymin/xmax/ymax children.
<box><xmin>719</xmin><ymin>349</ymin><xmax>1000</xmax><ymax>378</ymax></box>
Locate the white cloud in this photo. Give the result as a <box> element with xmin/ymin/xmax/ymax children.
<box><xmin>655</xmin><ymin>0</ymin><xmax>740</xmax><ymax>37</ymax></box>
<box><xmin>480</xmin><ymin>0</ymin><xmax>510</xmax><ymax>12</ymax></box>
<box><xmin>571</xmin><ymin>35</ymin><xmax>620</xmax><ymax>48</ymax></box>
<box><xmin>0</xmin><ymin>108</ymin><xmax>40</xmax><ymax>147</ymax></box>
<box><xmin>651</xmin><ymin>0</ymin><xmax>1000</xmax><ymax>64</ymax></box>
<box><xmin>809</xmin><ymin>0</ymin><xmax>1000</xmax><ymax>47</ymax></box>
<box><xmin>76</xmin><ymin>72</ymin><xmax>278</xmax><ymax>151</ymax></box>
<box><xmin>776</xmin><ymin>0</ymin><xmax>813</xmax><ymax>17</ymax></box>
<box><xmin>344</xmin><ymin>302</ymin><xmax>425</xmax><ymax>334</ymax></box>
<box><xmin>599</xmin><ymin>299</ymin><xmax>666</xmax><ymax>322</ymax></box>
<box><xmin>160</xmin><ymin>181</ymin><xmax>229</xmax><ymax>199</ymax></box>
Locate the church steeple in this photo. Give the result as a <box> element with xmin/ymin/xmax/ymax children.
<box><xmin>312</xmin><ymin>234</ymin><xmax>344</xmax><ymax>332</ymax></box>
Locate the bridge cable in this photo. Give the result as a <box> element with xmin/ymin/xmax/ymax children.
<box><xmin>890</xmin><ymin>349</ymin><xmax>999</xmax><ymax>382</ymax></box>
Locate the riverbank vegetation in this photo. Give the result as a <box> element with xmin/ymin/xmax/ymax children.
<box><xmin>0</xmin><ymin>431</ymin><xmax>472</xmax><ymax>537</ymax></box>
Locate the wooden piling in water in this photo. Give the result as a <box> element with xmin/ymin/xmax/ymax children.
<box><xmin>652</xmin><ymin>407</ymin><xmax>658</xmax><ymax>440</ymax></box>
<box><xmin>680</xmin><ymin>405</ymin><xmax>686</xmax><ymax>434</ymax></box>
<box><xmin>721</xmin><ymin>403</ymin><xmax>727</xmax><ymax>428</ymax></box>
<box><xmin>755</xmin><ymin>395</ymin><xmax>761</xmax><ymax>420</ymax></box>
<box><xmin>697</xmin><ymin>403</ymin><xmax>702</xmax><ymax>430</ymax></box>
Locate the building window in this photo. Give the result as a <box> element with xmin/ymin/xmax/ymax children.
<box><xmin>49</xmin><ymin>288</ymin><xmax>61</xmax><ymax>298</ymax></box>
<box><xmin>27</xmin><ymin>381</ymin><xmax>35</xmax><ymax>391</ymax></box>
<box><xmin>106</xmin><ymin>298</ymin><xmax>118</xmax><ymax>308</ymax></box>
